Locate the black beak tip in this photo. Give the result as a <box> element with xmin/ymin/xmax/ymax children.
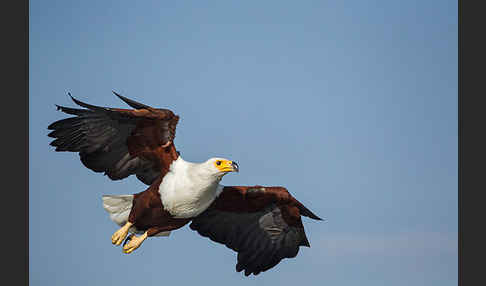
<box><xmin>232</xmin><ymin>161</ymin><xmax>239</xmax><ymax>172</ymax></box>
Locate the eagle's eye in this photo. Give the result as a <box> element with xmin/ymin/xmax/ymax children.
<box><xmin>216</xmin><ymin>160</ymin><xmax>222</xmax><ymax>166</ymax></box>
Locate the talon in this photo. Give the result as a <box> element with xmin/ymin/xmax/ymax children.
<box><xmin>123</xmin><ymin>232</ymin><xmax>148</xmax><ymax>254</ymax></box>
<box><xmin>123</xmin><ymin>233</ymin><xmax>134</xmax><ymax>247</ymax></box>
<box><xmin>111</xmin><ymin>221</ymin><xmax>133</xmax><ymax>246</ymax></box>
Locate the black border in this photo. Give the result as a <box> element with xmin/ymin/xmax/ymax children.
<box><xmin>4</xmin><ymin>0</ymin><xmax>28</xmax><ymax>285</ymax></box>
<box><xmin>9</xmin><ymin>1</ymin><xmax>479</xmax><ymax>285</ymax></box>
<box><xmin>459</xmin><ymin>0</ymin><xmax>486</xmax><ymax>285</ymax></box>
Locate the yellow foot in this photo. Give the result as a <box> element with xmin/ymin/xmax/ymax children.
<box><xmin>123</xmin><ymin>232</ymin><xmax>148</xmax><ymax>254</ymax></box>
<box><xmin>111</xmin><ymin>221</ymin><xmax>133</xmax><ymax>245</ymax></box>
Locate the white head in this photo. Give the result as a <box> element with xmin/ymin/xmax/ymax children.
<box><xmin>198</xmin><ymin>157</ymin><xmax>239</xmax><ymax>179</ymax></box>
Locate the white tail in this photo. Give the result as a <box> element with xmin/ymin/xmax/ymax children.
<box><xmin>102</xmin><ymin>195</ymin><xmax>134</xmax><ymax>226</ymax></box>
<box><xmin>101</xmin><ymin>195</ymin><xmax>170</xmax><ymax>237</ymax></box>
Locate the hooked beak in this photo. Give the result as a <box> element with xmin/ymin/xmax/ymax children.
<box><xmin>216</xmin><ymin>160</ymin><xmax>239</xmax><ymax>173</ymax></box>
<box><xmin>231</xmin><ymin>161</ymin><xmax>239</xmax><ymax>173</ymax></box>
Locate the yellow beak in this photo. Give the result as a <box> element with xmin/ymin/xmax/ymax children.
<box><xmin>215</xmin><ymin>160</ymin><xmax>239</xmax><ymax>173</ymax></box>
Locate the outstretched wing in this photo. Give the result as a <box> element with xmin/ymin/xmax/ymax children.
<box><xmin>190</xmin><ymin>186</ymin><xmax>322</xmax><ymax>276</ymax></box>
<box><xmin>48</xmin><ymin>92</ymin><xmax>180</xmax><ymax>185</ymax></box>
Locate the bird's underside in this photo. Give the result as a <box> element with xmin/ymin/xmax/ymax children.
<box><xmin>48</xmin><ymin>92</ymin><xmax>322</xmax><ymax>276</ymax></box>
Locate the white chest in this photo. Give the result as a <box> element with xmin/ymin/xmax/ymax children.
<box><xmin>158</xmin><ymin>161</ymin><xmax>222</xmax><ymax>218</ymax></box>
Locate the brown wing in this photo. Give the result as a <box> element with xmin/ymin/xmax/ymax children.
<box><xmin>48</xmin><ymin>92</ymin><xmax>180</xmax><ymax>185</ymax></box>
<box><xmin>190</xmin><ymin>186</ymin><xmax>322</xmax><ymax>276</ymax></box>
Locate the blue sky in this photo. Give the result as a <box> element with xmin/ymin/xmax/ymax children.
<box><xmin>30</xmin><ymin>1</ymin><xmax>457</xmax><ymax>285</ymax></box>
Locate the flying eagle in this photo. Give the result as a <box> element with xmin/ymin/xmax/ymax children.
<box><xmin>47</xmin><ymin>92</ymin><xmax>322</xmax><ymax>276</ymax></box>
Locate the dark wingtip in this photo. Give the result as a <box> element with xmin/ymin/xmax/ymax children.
<box><xmin>113</xmin><ymin>90</ymin><xmax>151</xmax><ymax>109</ymax></box>
<box><xmin>112</xmin><ymin>90</ymin><xmax>122</xmax><ymax>99</ymax></box>
<box><xmin>297</xmin><ymin>203</ymin><xmax>323</xmax><ymax>221</ymax></box>
<box><xmin>67</xmin><ymin>92</ymin><xmax>75</xmax><ymax>103</ymax></box>
<box><xmin>62</xmin><ymin>92</ymin><xmax>108</xmax><ymax>112</ymax></box>
<box><xmin>47</xmin><ymin>122</ymin><xmax>56</xmax><ymax>130</ymax></box>
<box><xmin>67</xmin><ymin>93</ymin><xmax>108</xmax><ymax>111</ymax></box>
<box><xmin>301</xmin><ymin>235</ymin><xmax>311</xmax><ymax>247</ymax></box>
<box><xmin>68</xmin><ymin>93</ymin><xmax>83</xmax><ymax>106</ymax></box>
<box><xmin>47</xmin><ymin>130</ymin><xmax>56</xmax><ymax>137</ymax></box>
<box><xmin>112</xmin><ymin>90</ymin><xmax>126</xmax><ymax>103</ymax></box>
<box><xmin>236</xmin><ymin>263</ymin><xmax>243</xmax><ymax>272</ymax></box>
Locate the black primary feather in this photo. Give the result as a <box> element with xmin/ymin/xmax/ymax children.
<box><xmin>113</xmin><ymin>91</ymin><xmax>151</xmax><ymax>109</ymax></box>
<box><xmin>48</xmin><ymin>93</ymin><xmax>161</xmax><ymax>185</ymax></box>
<box><xmin>190</xmin><ymin>204</ymin><xmax>311</xmax><ymax>276</ymax></box>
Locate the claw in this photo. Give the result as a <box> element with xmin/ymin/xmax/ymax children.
<box><xmin>122</xmin><ymin>233</ymin><xmax>135</xmax><ymax>247</ymax></box>
<box><xmin>111</xmin><ymin>222</ymin><xmax>133</xmax><ymax>246</ymax></box>
<box><xmin>123</xmin><ymin>232</ymin><xmax>148</xmax><ymax>254</ymax></box>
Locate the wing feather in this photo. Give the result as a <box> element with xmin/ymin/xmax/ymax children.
<box><xmin>190</xmin><ymin>186</ymin><xmax>322</xmax><ymax>276</ymax></box>
<box><xmin>48</xmin><ymin>92</ymin><xmax>180</xmax><ymax>185</ymax></box>
<box><xmin>113</xmin><ymin>91</ymin><xmax>151</xmax><ymax>109</ymax></box>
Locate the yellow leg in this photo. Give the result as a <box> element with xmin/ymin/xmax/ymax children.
<box><xmin>111</xmin><ymin>221</ymin><xmax>133</xmax><ymax>245</ymax></box>
<box><xmin>123</xmin><ymin>231</ymin><xmax>148</xmax><ymax>254</ymax></box>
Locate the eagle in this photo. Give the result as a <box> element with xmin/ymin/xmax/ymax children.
<box><xmin>47</xmin><ymin>92</ymin><xmax>322</xmax><ymax>276</ymax></box>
